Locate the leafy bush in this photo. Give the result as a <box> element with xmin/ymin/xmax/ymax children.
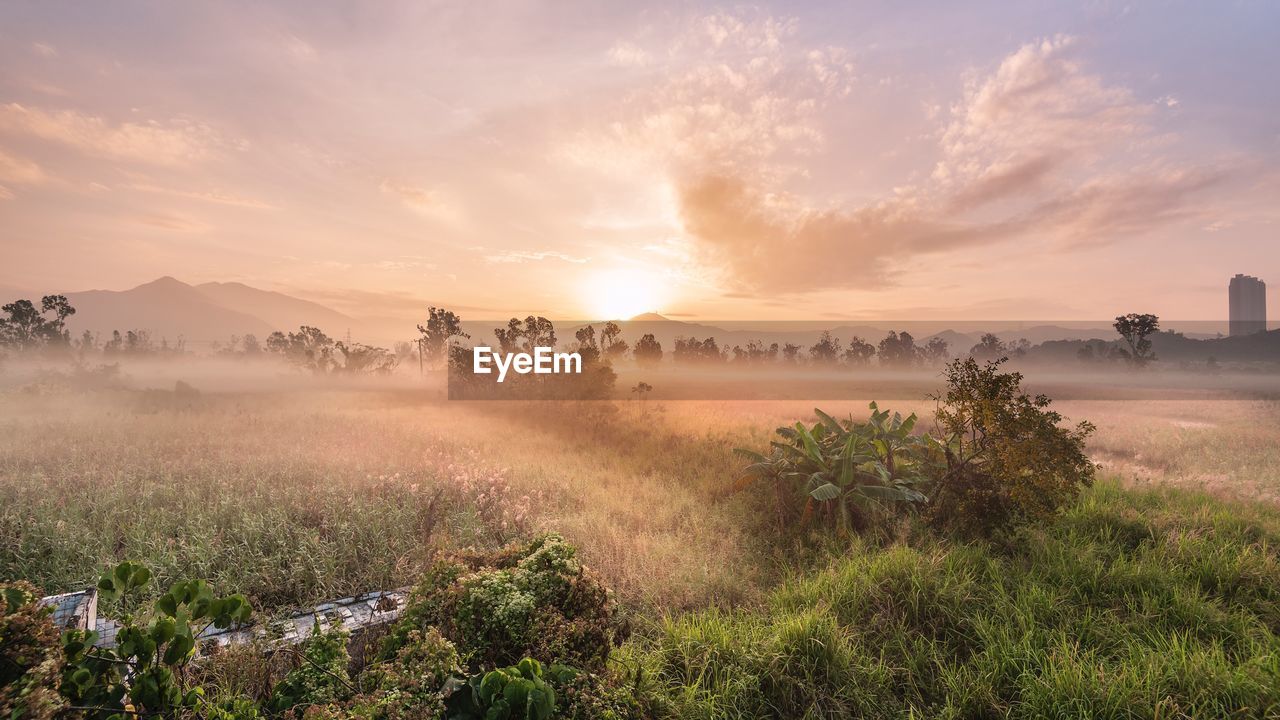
<box><xmin>736</xmin><ymin>403</ymin><xmax>937</xmax><ymax>534</ymax></box>
<box><xmin>0</xmin><ymin>583</ymin><xmax>66</xmax><ymax>720</ymax></box>
<box><xmin>298</xmin><ymin>628</ymin><xmax>459</xmax><ymax>720</ymax></box>
<box><xmin>61</xmin><ymin>562</ymin><xmax>253</xmax><ymax>719</ymax></box>
<box><xmin>382</xmin><ymin>534</ymin><xmax>622</xmax><ymax>671</ymax></box>
<box><xmin>445</xmin><ymin>657</ymin><xmax>561</xmax><ymax>720</ymax></box>
<box><xmin>736</xmin><ymin>358</ymin><xmax>1095</xmax><ymax>538</ymax></box>
<box><xmin>928</xmin><ymin>357</ymin><xmax>1095</xmax><ymax>537</ymax></box>
<box><xmin>269</xmin><ymin>621</ymin><xmax>353</xmax><ymax>714</ymax></box>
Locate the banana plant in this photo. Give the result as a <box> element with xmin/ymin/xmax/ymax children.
<box><xmin>735</xmin><ymin>402</ymin><xmax>943</xmax><ymax>534</ymax></box>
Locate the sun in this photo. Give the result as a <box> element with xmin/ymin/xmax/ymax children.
<box><xmin>582</xmin><ymin>267</ymin><xmax>666</xmax><ymax>320</ymax></box>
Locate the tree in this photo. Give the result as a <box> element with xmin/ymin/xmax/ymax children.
<box><xmin>842</xmin><ymin>336</ymin><xmax>876</xmax><ymax>367</ymax></box>
<box><xmin>633</xmin><ymin>333</ymin><xmax>663</xmax><ymax>366</ymax></box>
<box><xmin>673</xmin><ymin>336</ymin><xmax>725</xmax><ymax>364</ymax></box>
<box><xmin>599</xmin><ymin>321</ymin><xmax>628</xmax><ymax>360</ymax></box>
<box><xmin>921</xmin><ymin>337</ymin><xmax>950</xmax><ymax>365</ymax></box>
<box><xmin>969</xmin><ymin>333</ymin><xmax>1007</xmax><ymax>362</ymax></box>
<box><xmin>267</xmin><ymin>326</ymin><xmax>337</xmax><ymax>374</ymax></box>
<box><xmin>0</xmin><ymin>295</ymin><xmax>76</xmax><ymax>351</ymax></box>
<box><xmin>417</xmin><ymin>307</ymin><xmax>469</xmax><ymax>366</ymax></box>
<box><xmin>808</xmin><ymin>331</ymin><xmax>842</xmax><ymax>365</ymax></box>
<box><xmin>781</xmin><ymin>343</ymin><xmax>802</xmax><ymax>364</ymax></box>
<box><xmin>494</xmin><ymin>316</ymin><xmax>557</xmax><ymax>353</ymax></box>
<box><xmin>1113</xmin><ymin>313</ymin><xmax>1159</xmax><ymax>367</ymax></box>
<box><xmin>877</xmin><ymin>331</ymin><xmax>920</xmax><ymax>368</ymax></box>
<box><xmin>335</xmin><ymin>342</ymin><xmax>398</xmax><ymax>375</ymax></box>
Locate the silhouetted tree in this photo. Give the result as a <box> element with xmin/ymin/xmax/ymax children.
<box><xmin>494</xmin><ymin>316</ymin><xmax>557</xmax><ymax>353</ymax></box>
<box><xmin>781</xmin><ymin>343</ymin><xmax>802</xmax><ymax>364</ymax></box>
<box><xmin>808</xmin><ymin>331</ymin><xmax>842</xmax><ymax>365</ymax></box>
<box><xmin>417</xmin><ymin>307</ymin><xmax>469</xmax><ymax>366</ymax></box>
<box><xmin>600</xmin><ymin>321</ymin><xmax>628</xmax><ymax>360</ymax></box>
<box><xmin>842</xmin><ymin>336</ymin><xmax>876</xmax><ymax>367</ymax></box>
<box><xmin>0</xmin><ymin>295</ymin><xmax>75</xmax><ymax>351</ymax></box>
<box><xmin>633</xmin><ymin>333</ymin><xmax>663</xmax><ymax>366</ymax></box>
<box><xmin>673</xmin><ymin>336</ymin><xmax>726</xmax><ymax>364</ymax></box>
<box><xmin>1113</xmin><ymin>313</ymin><xmax>1159</xmax><ymax>367</ymax></box>
<box><xmin>877</xmin><ymin>330</ymin><xmax>920</xmax><ymax>368</ymax></box>
<box><xmin>922</xmin><ymin>337</ymin><xmax>950</xmax><ymax>365</ymax></box>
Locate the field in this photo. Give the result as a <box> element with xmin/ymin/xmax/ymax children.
<box><xmin>3</xmin><ymin>365</ymin><xmax>1280</xmax><ymax>717</ymax></box>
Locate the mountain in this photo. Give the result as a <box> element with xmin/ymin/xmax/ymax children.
<box><xmin>64</xmin><ymin>277</ymin><xmax>274</xmax><ymax>344</ymax></box>
<box><xmin>194</xmin><ymin>282</ymin><xmax>357</xmax><ymax>336</ymax></box>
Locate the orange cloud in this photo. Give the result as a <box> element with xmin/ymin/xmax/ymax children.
<box><xmin>0</xmin><ymin>103</ymin><xmax>226</xmax><ymax>165</ymax></box>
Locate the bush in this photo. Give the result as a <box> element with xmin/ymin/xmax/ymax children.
<box><xmin>735</xmin><ymin>358</ymin><xmax>1095</xmax><ymax>539</ymax></box>
<box><xmin>736</xmin><ymin>403</ymin><xmax>937</xmax><ymax>535</ymax></box>
<box><xmin>269</xmin><ymin>621</ymin><xmax>354</xmax><ymax>714</ymax></box>
<box><xmin>382</xmin><ymin>534</ymin><xmax>623</xmax><ymax>671</ymax></box>
<box><xmin>0</xmin><ymin>583</ymin><xmax>66</xmax><ymax>720</ymax></box>
<box><xmin>928</xmin><ymin>357</ymin><xmax>1095</xmax><ymax>537</ymax></box>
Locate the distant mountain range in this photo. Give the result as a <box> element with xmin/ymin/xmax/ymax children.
<box><xmin>0</xmin><ymin>277</ymin><xmax>1237</xmax><ymax>353</ymax></box>
<box><xmin>1</xmin><ymin>277</ymin><xmax>384</xmax><ymax>347</ymax></box>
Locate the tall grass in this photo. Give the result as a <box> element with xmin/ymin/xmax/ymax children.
<box><xmin>630</xmin><ymin>480</ymin><xmax>1280</xmax><ymax>719</ymax></box>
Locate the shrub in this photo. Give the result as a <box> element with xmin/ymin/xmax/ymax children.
<box><xmin>269</xmin><ymin>621</ymin><xmax>354</xmax><ymax>714</ymax></box>
<box><xmin>382</xmin><ymin>534</ymin><xmax>622</xmax><ymax>671</ymax></box>
<box><xmin>735</xmin><ymin>358</ymin><xmax>1095</xmax><ymax>539</ymax></box>
<box><xmin>60</xmin><ymin>562</ymin><xmax>253</xmax><ymax>719</ymax></box>
<box><xmin>0</xmin><ymin>583</ymin><xmax>66</xmax><ymax>720</ymax></box>
<box><xmin>734</xmin><ymin>403</ymin><xmax>939</xmax><ymax>534</ymax></box>
<box><xmin>445</xmin><ymin>657</ymin><xmax>559</xmax><ymax>720</ymax></box>
<box><xmin>303</xmin><ymin>628</ymin><xmax>460</xmax><ymax>720</ymax></box>
<box><xmin>928</xmin><ymin>357</ymin><xmax>1095</xmax><ymax>537</ymax></box>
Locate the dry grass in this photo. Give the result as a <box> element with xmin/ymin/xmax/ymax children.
<box><xmin>3</xmin><ymin>375</ymin><xmax>1280</xmax><ymax>618</ymax></box>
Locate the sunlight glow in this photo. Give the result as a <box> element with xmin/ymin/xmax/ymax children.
<box><xmin>583</xmin><ymin>267</ymin><xmax>667</xmax><ymax>320</ymax></box>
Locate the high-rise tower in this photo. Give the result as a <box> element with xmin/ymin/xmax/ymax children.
<box><xmin>1229</xmin><ymin>274</ymin><xmax>1266</xmax><ymax>336</ymax></box>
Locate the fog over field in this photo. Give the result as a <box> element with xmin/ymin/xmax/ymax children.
<box><xmin>4</xmin><ymin>1</ymin><xmax>1280</xmax><ymax>717</ymax></box>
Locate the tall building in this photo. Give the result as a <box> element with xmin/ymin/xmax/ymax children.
<box><xmin>1228</xmin><ymin>274</ymin><xmax>1267</xmax><ymax>336</ymax></box>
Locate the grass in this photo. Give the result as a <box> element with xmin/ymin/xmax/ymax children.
<box><xmin>628</xmin><ymin>481</ymin><xmax>1280</xmax><ymax>719</ymax></box>
<box><xmin>5</xmin><ymin>372</ymin><xmax>1280</xmax><ymax>717</ymax></box>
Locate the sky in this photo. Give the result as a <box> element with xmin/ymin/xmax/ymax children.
<box><xmin>1</xmin><ymin>0</ymin><xmax>1278</xmax><ymax>322</ymax></box>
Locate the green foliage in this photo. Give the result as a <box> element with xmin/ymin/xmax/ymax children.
<box><xmin>383</xmin><ymin>534</ymin><xmax>621</xmax><ymax>671</ymax></box>
<box><xmin>929</xmin><ymin>357</ymin><xmax>1095</xmax><ymax>537</ymax></box>
<box><xmin>1</xmin><ymin>582</ymin><xmax>67</xmax><ymax>720</ymax></box>
<box><xmin>735</xmin><ymin>403</ymin><xmax>938</xmax><ymax>534</ymax></box>
<box><xmin>445</xmin><ymin>658</ymin><xmax>560</xmax><ymax>720</ymax></box>
<box><xmin>269</xmin><ymin>621</ymin><xmax>353</xmax><ymax>713</ymax></box>
<box><xmin>737</xmin><ymin>358</ymin><xmax>1094</xmax><ymax>539</ymax></box>
<box><xmin>633</xmin><ymin>481</ymin><xmax>1280</xmax><ymax>719</ymax></box>
<box><xmin>62</xmin><ymin>561</ymin><xmax>253</xmax><ymax>719</ymax></box>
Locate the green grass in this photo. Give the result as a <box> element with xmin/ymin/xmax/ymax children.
<box><xmin>627</xmin><ymin>480</ymin><xmax>1280</xmax><ymax>719</ymax></box>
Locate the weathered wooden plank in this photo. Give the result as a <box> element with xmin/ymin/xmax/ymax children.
<box><xmin>38</xmin><ymin>587</ymin><xmax>411</xmax><ymax>650</ymax></box>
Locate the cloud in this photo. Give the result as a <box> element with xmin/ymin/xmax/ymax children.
<box><xmin>0</xmin><ymin>148</ymin><xmax>47</xmax><ymax>185</ymax></box>
<box><xmin>127</xmin><ymin>182</ymin><xmax>273</xmax><ymax>209</ymax></box>
<box><xmin>933</xmin><ymin>35</ymin><xmax>1149</xmax><ymax>204</ymax></box>
<box><xmin>0</xmin><ymin>185</ymin><xmax>13</xmax><ymax>200</ymax></box>
<box><xmin>31</xmin><ymin>42</ymin><xmax>57</xmax><ymax>58</ymax></box>
<box><xmin>583</xmin><ymin>28</ymin><xmax>1223</xmax><ymax>293</ymax></box>
<box><xmin>0</xmin><ymin>103</ymin><xmax>226</xmax><ymax>165</ymax></box>
<box><xmin>678</xmin><ymin>174</ymin><xmax>1017</xmax><ymax>290</ymax></box>
<box><xmin>483</xmin><ymin>249</ymin><xmax>588</xmax><ymax>264</ymax></box>
<box><xmin>129</xmin><ymin>212</ymin><xmax>210</xmax><ymax>232</ymax></box>
<box><xmin>379</xmin><ymin>179</ymin><xmax>459</xmax><ymax>222</ymax></box>
<box><xmin>607</xmin><ymin>41</ymin><xmax>650</xmax><ymax>68</ymax></box>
